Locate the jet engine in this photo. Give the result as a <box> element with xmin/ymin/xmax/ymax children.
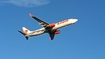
<box><xmin>55</xmin><ymin>30</ymin><xmax>60</xmax><ymax>34</ymax></box>
<box><xmin>49</xmin><ymin>23</ymin><xmax>55</xmax><ymax>28</ymax></box>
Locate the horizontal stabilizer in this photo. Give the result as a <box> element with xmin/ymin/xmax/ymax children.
<box><xmin>18</xmin><ymin>30</ymin><xmax>26</xmax><ymax>35</ymax></box>
<box><xmin>18</xmin><ymin>30</ymin><xmax>29</xmax><ymax>40</ymax></box>
<box><xmin>25</xmin><ymin>36</ymin><xmax>29</xmax><ymax>40</ymax></box>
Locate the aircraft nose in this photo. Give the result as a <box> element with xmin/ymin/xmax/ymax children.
<box><xmin>74</xmin><ymin>19</ymin><xmax>78</xmax><ymax>23</ymax></box>
<box><xmin>71</xmin><ymin>19</ymin><xmax>78</xmax><ymax>23</ymax></box>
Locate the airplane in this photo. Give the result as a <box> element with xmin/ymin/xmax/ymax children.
<box><xmin>18</xmin><ymin>13</ymin><xmax>78</xmax><ymax>40</ymax></box>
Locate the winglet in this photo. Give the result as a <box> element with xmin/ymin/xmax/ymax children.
<box><xmin>29</xmin><ymin>13</ymin><xmax>34</xmax><ymax>18</ymax></box>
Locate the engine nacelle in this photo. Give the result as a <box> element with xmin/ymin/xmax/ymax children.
<box><xmin>55</xmin><ymin>30</ymin><xmax>60</xmax><ymax>34</ymax></box>
<box><xmin>49</xmin><ymin>23</ymin><xmax>55</xmax><ymax>28</ymax></box>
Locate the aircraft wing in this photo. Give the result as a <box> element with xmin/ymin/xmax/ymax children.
<box><xmin>29</xmin><ymin>13</ymin><xmax>55</xmax><ymax>40</ymax></box>
<box><xmin>29</xmin><ymin>13</ymin><xmax>49</xmax><ymax>28</ymax></box>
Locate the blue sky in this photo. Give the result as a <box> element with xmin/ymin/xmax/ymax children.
<box><xmin>0</xmin><ymin>0</ymin><xmax>105</xmax><ymax>59</ymax></box>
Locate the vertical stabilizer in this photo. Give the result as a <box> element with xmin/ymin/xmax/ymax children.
<box><xmin>22</xmin><ymin>27</ymin><xmax>31</xmax><ymax>34</ymax></box>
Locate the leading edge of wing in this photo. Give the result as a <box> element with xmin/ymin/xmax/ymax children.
<box><xmin>29</xmin><ymin>13</ymin><xmax>49</xmax><ymax>27</ymax></box>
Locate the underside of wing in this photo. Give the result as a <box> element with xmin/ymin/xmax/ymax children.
<box><xmin>29</xmin><ymin>13</ymin><xmax>49</xmax><ymax>28</ymax></box>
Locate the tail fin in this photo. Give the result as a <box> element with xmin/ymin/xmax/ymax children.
<box><xmin>18</xmin><ymin>27</ymin><xmax>31</xmax><ymax>40</ymax></box>
<box><xmin>22</xmin><ymin>27</ymin><xmax>31</xmax><ymax>34</ymax></box>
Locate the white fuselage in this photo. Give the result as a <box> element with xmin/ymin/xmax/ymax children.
<box><xmin>26</xmin><ymin>19</ymin><xmax>78</xmax><ymax>37</ymax></box>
